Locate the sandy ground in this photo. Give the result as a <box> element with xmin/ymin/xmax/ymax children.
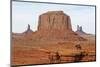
<box><xmin>11</xmin><ymin>34</ymin><xmax>96</xmax><ymax>66</ymax></box>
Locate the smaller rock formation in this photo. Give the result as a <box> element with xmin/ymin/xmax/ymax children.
<box><xmin>76</xmin><ymin>25</ymin><xmax>87</xmax><ymax>35</ymax></box>
<box><xmin>21</xmin><ymin>24</ymin><xmax>34</xmax><ymax>40</ymax></box>
<box><xmin>23</xmin><ymin>24</ymin><xmax>33</xmax><ymax>34</ymax></box>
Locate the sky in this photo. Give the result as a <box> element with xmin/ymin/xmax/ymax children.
<box><xmin>12</xmin><ymin>1</ymin><xmax>96</xmax><ymax>34</ymax></box>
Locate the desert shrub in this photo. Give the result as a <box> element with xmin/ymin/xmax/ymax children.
<box><xmin>75</xmin><ymin>44</ymin><xmax>82</xmax><ymax>50</ymax></box>
<box><xmin>74</xmin><ymin>51</ymin><xmax>88</xmax><ymax>62</ymax></box>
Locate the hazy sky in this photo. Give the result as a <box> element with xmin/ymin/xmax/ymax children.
<box><xmin>12</xmin><ymin>1</ymin><xmax>95</xmax><ymax>34</ymax></box>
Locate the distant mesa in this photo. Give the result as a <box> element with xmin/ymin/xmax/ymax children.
<box><xmin>36</xmin><ymin>11</ymin><xmax>86</xmax><ymax>41</ymax></box>
<box><xmin>76</xmin><ymin>25</ymin><xmax>87</xmax><ymax>35</ymax></box>
<box><xmin>13</xmin><ymin>11</ymin><xmax>86</xmax><ymax>41</ymax></box>
<box><xmin>38</xmin><ymin>11</ymin><xmax>72</xmax><ymax>31</ymax></box>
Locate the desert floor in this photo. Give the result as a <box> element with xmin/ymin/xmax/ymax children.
<box><xmin>12</xmin><ymin>34</ymin><xmax>96</xmax><ymax>66</ymax></box>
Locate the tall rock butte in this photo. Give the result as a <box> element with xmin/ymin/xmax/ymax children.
<box><xmin>38</xmin><ymin>11</ymin><xmax>72</xmax><ymax>31</ymax></box>
<box><xmin>33</xmin><ymin>11</ymin><xmax>86</xmax><ymax>41</ymax></box>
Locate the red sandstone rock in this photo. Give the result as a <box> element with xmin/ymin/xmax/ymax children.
<box><xmin>34</xmin><ymin>11</ymin><xmax>86</xmax><ymax>41</ymax></box>
<box><xmin>38</xmin><ymin>11</ymin><xmax>72</xmax><ymax>31</ymax></box>
<box><xmin>12</xmin><ymin>11</ymin><xmax>86</xmax><ymax>41</ymax></box>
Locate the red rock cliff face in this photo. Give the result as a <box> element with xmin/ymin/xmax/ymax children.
<box><xmin>38</xmin><ymin>11</ymin><xmax>72</xmax><ymax>31</ymax></box>
<box><xmin>33</xmin><ymin>11</ymin><xmax>86</xmax><ymax>41</ymax></box>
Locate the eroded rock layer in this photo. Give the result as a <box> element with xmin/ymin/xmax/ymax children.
<box><xmin>34</xmin><ymin>11</ymin><xmax>86</xmax><ymax>41</ymax></box>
